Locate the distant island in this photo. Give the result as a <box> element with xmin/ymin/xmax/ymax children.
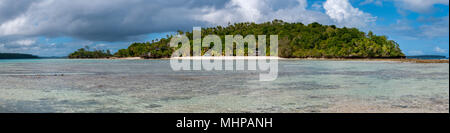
<box><xmin>0</xmin><ymin>53</ymin><xmax>39</xmax><ymax>59</ymax></box>
<box><xmin>406</xmin><ymin>55</ymin><xmax>448</xmax><ymax>60</ymax></box>
<box><xmin>69</xmin><ymin>20</ymin><xmax>405</xmax><ymax>59</ymax></box>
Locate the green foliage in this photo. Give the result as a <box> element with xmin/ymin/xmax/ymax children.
<box><xmin>169</xmin><ymin>19</ymin><xmax>404</xmax><ymax>58</ymax></box>
<box><xmin>68</xmin><ymin>47</ymin><xmax>112</xmax><ymax>58</ymax></box>
<box><xmin>71</xmin><ymin>20</ymin><xmax>405</xmax><ymax>58</ymax></box>
<box><xmin>114</xmin><ymin>38</ymin><xmax>173</xmax><ymax>58</ymax></box>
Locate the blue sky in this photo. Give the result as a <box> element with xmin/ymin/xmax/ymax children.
<box><xmin>0</xmin><ymin>0</ymin><xmax>448</xmax><ymax>57</ymax></box>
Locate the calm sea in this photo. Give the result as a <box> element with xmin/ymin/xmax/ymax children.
<box><xmin>0</xmin><ymin>59</ymin><xmax>448</xmax><ymax>113</ymax></box>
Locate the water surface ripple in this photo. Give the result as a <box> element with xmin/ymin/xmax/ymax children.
<box><xmin>0</xmin><ymin>59</ymin><xmax>448</xmax><ymax>113</ymax></box>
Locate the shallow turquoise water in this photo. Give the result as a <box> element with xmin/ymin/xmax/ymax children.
<box><xmin>0</xmin><ymin>59</ymin><xmax>448</xmax><ymax>112</ymax></box>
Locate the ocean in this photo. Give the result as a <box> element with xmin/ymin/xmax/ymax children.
<box><xmin>0</xmin><ymin>59</ymin><xmax>448</xmax><ymax>113</ymax></box>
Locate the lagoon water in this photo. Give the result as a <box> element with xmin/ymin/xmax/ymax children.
<box><xmin>0</xmin><ymin>59</ymin><xmax>448</xmax><ymax>113</ymax></box>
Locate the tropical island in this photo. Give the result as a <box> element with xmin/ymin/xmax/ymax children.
<box><xmin>0</xmin><ymin>53</ymin><xmax>39</xmax><ymax>59</ymax></box>
<box><xmin>68</xmin><ymin>46</ymin><xmax>113</xmax><ymax>58</ymax></box>
<box><xmin>69</xmin><ymin>20</ymin><xmax>405</xmax><ymax>59</ymax></box>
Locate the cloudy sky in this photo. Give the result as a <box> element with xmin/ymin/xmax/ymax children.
<box><xmin>0</xmin><ymin>0</ymin><xmax>448</xmax><ymax>57</ymax></box>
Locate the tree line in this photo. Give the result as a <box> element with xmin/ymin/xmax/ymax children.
<box><xmin>68</xmin><ymin>46</ymin><xmax>112</xmax><ymax>58</ymax></box>
<box><xmin>0</xmin><ymin>53</ymin><xmax>39</xmax><ymax>59</ymax></box>
<box><xmin>69</xmin><ymin>20</ymin><xmax>405</xmax><ymax>58</ymax></box>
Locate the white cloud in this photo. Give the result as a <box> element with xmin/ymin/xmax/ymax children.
<box><xmin>15</xmin><ymin>39</ymin><xmax>36</xmax><ymax>46</ymax></box>
<box><xmin>198</xmin><ymin>0</ymin><xmax>314</xmax><ymax>25</ymax></box>
<box><xmin>393</xmin><ymin>0</ymin><xmax>449</xmax><ymax>13</ymax></box>
<box><xmin>0</xmin><ymin>0</ymin><xmax>213</xmax><ymax>41</ymax></box>
<box><xmin>268</xmin><ymin>0</ymin><xmax>332</xmax><ymax>24</ymax></box>
<box><xmin>1</xmin><ymin>0</ymin><xmax>376</xmax><ymax>42</ymax></box>
<box><xmin>434</xmin><ymin>46</ymin><xmax>448</xmax><ymax>53</ymax></box>
<box><xmin>0</xmin><ymin>15</ymin><xmax>29</xmax><ymax>36</ymax></box>
<box><xmin>199</xmin><ymin>0</ymin><xmax>374</xmax><ymax>28</ymax></box>
<box><xmin>199</xmin><ymin>0</ymin><xmax>267</xmax><ymax>25</ymax></box>
<box><xmin>0</xmin><ymin>0</ymin><xmax>378</xmax><ymax>56</ymax></box>
<box><xmin>323</xmin><ymin>0</ymin><xmax>376</xmax><ymax>27</ymax></box>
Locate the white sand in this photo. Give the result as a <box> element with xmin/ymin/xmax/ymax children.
<box><xmin>111</xmin><ymin>57</ymin><xmax>143</xmax><ymax>60</ymax></box>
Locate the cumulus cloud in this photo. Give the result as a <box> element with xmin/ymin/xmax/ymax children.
<box><xmin>0</xmin><ymin>0</ymin><xmax>375</xmax><ymax>42</ymax></box>
<box><xmin>198</xmin><ymin>0</ymin><xmax>373</xmax><ymax>27</ymax></box>
<box><xmin>198</xmin><ymin>0</ymin><xmax>268</xmax><ymax>25</ymax></box>
<box><xmin>324</xmin><ymin>0</ymin><xmax>376</xmax><ymax>27</ymax></box>
<box><xmin>0</xmin><ymin>0</ymin><xmax>376</xmax><ymax>55</ymax></box>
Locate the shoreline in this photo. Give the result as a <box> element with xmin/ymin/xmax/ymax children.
<box><xmin>94</xmin><ymin>56</ymin><xmax>449</xmax><ymax>63</ymax></box>
<box><xmin>282</xmin><ymin>57</ymin><xmax>449</xmax><ymax>63</ymax></box>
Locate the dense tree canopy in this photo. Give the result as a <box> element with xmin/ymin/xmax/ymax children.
<box><xmin>114</xmin><ymin>40</ymin><xmax>173</xmax><ymax>58</ymax></box>
<box><xmin>68</xmin><ymin>46</ymin><xmax>112</xmax><ymax>58</ymax></box>
<box><xmin>70</xmin><ymin>20</ymin><xmax>405</xmax><ymax>58</ymax></box>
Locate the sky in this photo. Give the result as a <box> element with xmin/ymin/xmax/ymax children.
<box><xmin>0</xmin><ymin>0</ymin><xmax>448</xmax><ymax>57</ymax></box>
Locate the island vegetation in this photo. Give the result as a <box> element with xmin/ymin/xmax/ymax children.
<box><xmin>68</xmin><ymin>46</ymin><xmax>112</xmax><ymax>58</ymax></box>
<box><xmin>69</xmin><ymin>20</ymin><xmax>405</xmax><ymax>59</ymax></box>
<box><xmin>0</xmin><ymin>53</ymin><xmax>39</xmax><ymax>59</ymax></box>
